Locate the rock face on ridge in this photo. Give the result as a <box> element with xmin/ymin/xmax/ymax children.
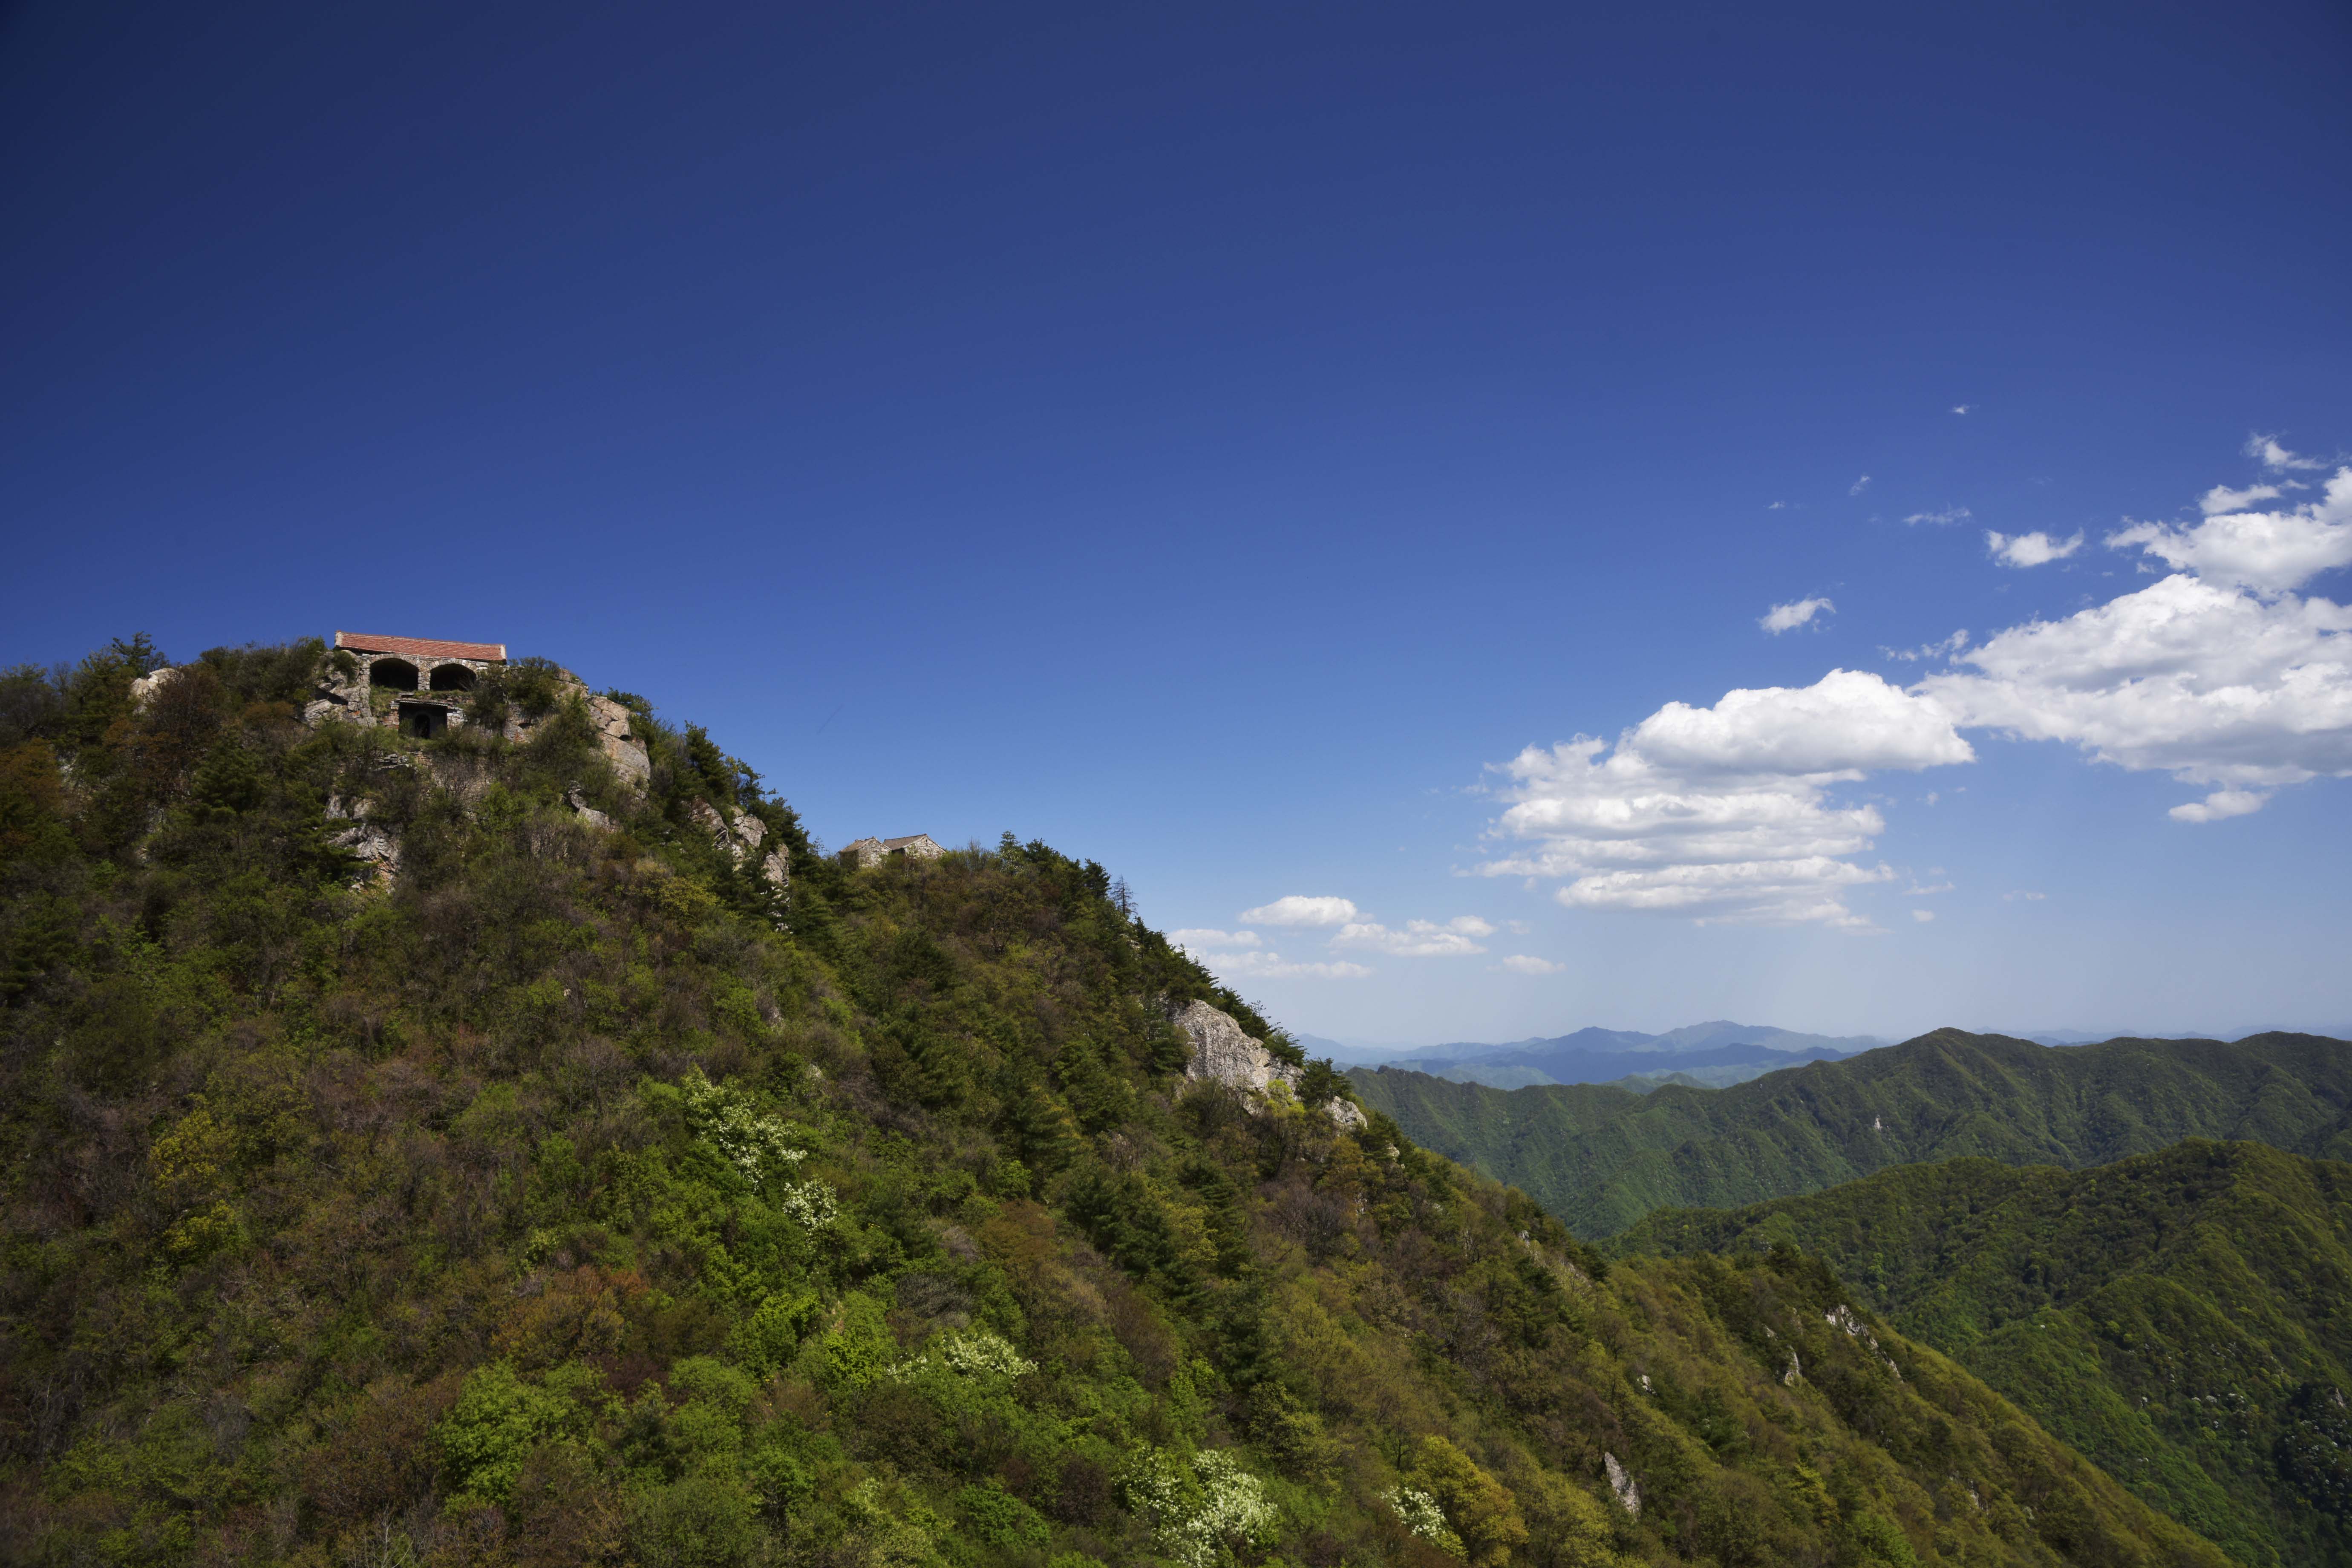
<box><xmin>1175</xmin><ymin>999</ymin><xmax>1366</xmax><ymax>1127</ymax></box>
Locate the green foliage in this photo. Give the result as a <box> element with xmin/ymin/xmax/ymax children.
<box><xmin>0</xmin><ymin>633</ymin><xmax>2246</xmax><ymax>1568</ymax></box>
<box><xmin>1353</xmin><ymin>1028</ymin><xmax>2352</xmax><ymax>1238</ymax></box>
<box><xmin>1624</xmin><ymin>1140</ymin><xmax>2352</xmax><ymax>1566</ymax></box>
<box><xmin>440</xmin><ymin>1362</ymin><xmax>592</xmax><ymax>1502</ymax></box>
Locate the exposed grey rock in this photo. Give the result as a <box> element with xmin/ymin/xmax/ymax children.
<box><xmin>331</xmin><ymin>821</ymin><xmax>400</xmax><ymax>882</ymax></box>
<box><xmin>758</xmin><ymin>848</ymin><xmax>790</xmax><ymax>890</ymax></box>
<box><xmin>731</xmin><ymin>811</ymin><xmax>765</xmax><ymax>854</ymax></box>
<box><xmin>1173</xmin><ymin>1000</ymin><xmax>1366</xmax><ymax>1129</ymax></box>
<box><xmin>565</xmin><ymin>786</ymin><xmax>614</xmax><ymax>831</ymax></box>
<box><xmin>586</xmin><ymin>694</ymin><xmax>651</xmax><ymax>793</ymax></box>
<box><xmin>1604</xmin><ymin>1453</ymin><xmax>1641</xmax><ymax>1518</ymax></box>
<box><xmin>1177</xmin><ymin>1000</ymin><xmax>1298</xmax><ymax>1095</ymax></box>
<box><xmin>691</xmin><ymin>800</ymin><xmax>737</xmax><ymax>859</ymax></box>
<box><xmin>128</xmin><ymin>667</ymin><xmax>180</xmax><ymax>711</ymax></box>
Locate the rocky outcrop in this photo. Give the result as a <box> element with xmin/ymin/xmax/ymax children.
<box><xmin>1177</xmin><ymin>1000</ymin><xmax>1297</xmax><ymax>1095</ymax></box>
<box><xmin>129</xmin><ymin>667</ymin><xmax>181</xmax><ymax>712</ymax></box>
<box><xmin>504</xmin><ymin>673</ymin><xmax>651</xmax><ymax>793</ymax></box>
<box><xmin>586</xmin><ymin>694</ymin><xmax>651</xmax><ymax>793</ymax></box>
<box><xmin>325</xmin><ymin>794</ymin><xmax>398</xmax><ymax>882</ymax></box>
<box><xmin>692</xmin><ymin>800</ymin><xmax>788</xmax><ymax>890</ymax></box>
<box><xmin>1604</xmin><ymin>1453</ymin><xmax>1641</xmax><ymax>1518</ymax></box>
<box><xmin>1174</xmin><ymin>1000</ymin><xmax>1366</xmax><ymax>1129</ymax></box>
<box><xmin>565</xmin><ymin>786</ymin><xmax>613</xmax><ymax>831</ymax></box>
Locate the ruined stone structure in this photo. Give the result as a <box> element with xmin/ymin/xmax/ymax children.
<box><xmin>843</xmin><ymin>834</ymin><xmax>946</xmax><ymax>868</ymax></box>
<box><xmin>308</xmin><ymin>631</ymin><xmax>508</xmax><ymax>740</ymax></box>
<box><xmin>299</xmin><ymin>631</ymin><xmax>652</xmax><ymax>793</ymax></box>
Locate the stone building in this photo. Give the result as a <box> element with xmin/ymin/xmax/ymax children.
<box><xmin>842</xmin><ymin>834</ymin><xmax>946</xmax><ymax>868</ymax></box>
<box><xmin>314</xmin><ymin>631</ymin><xmax>508</xmax><ymax>739</ymax></box>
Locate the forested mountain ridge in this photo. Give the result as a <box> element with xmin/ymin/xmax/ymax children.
<box><xmin>1620</xmin><ymin>1141</ymin><xmax>2352</xmax><ymax>1568</ymax></box>
<box><xmin>0</xmin><ymin>637</ymin><xmax>2230</xmax><ymax>1567</ymax></box>
<box><xmin>1348</xmin><ymin>1029</ymin><xmax>2352</xmax><ymax>1239</ymax></box>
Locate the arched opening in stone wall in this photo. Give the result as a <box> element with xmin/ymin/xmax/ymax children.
<box><xmin>398</xmin><ymin>703</ymin><xmax>450</xmax><ymax>740</ymax></box>
<box><xmin>370</xmin><ymin>658</ymin><xmax>419</xmax><ymax>692</ymax></box>
<box><xmin>428</xmin><ymin>663</ymin><xmax>476</xmax><ymax>692</ymax></box>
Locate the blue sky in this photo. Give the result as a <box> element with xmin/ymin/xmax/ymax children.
<box><xmin>5</xmin><ymin>1</ymin><xmax>2349</xmax><ymax>1044</ymax></box>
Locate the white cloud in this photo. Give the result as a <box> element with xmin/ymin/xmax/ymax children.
<box><xmin>1919</xmin><ymin>571</ymin><xmax>2352</xmax><ymax>807</ymax></box>
<box><xmin>1952</xmin><ymin>405</ymin><xmax>1973</xmax><ymax>415</ymax></box>
<box><xmin>2201</xmin><ymin>483</ymin><xmax>2287</xmax><ymax>515</ymax></box>
<box><xmin>1493</xmin><ymin>955</ymin><xmax>1564</xmax><ymax>974</ymax></box>
<box><xmin>2003</xmin><ymin>890</ymin><xmax>2046</xmax><ymax>902</ymax></box>
<box><xmin>1882</xmin><ymin>630</ymin><xmax>1970</xmax><ymax>664</ymax></box>
<box><xmin>1767</xmin><ymin>500</ymin><xmax>1788</xmax><ymax>510</ymax></box>
<box><xmin>1487</xmin><ymin>445</ymin><xmax>2352</xmax><ymax>928</ymax></box>
<box><xmin>1237</xmin><ymin>895</ymin><xmax>1359</xmax><ymax>927</ymax></box>
<box><xmin>1905</xmin><ymin>507</ymin><xmax>1972</xmax><ymax>526</ymax></box>
<box><xmin>2107</xmin><ymin>467</ymin><xmax>2352</xmax><ymax>594</ymax></box>
<box><xmin>1911</xmin><ymin>908</ymin><xmax>1935</xmax><ymax>923</ymax></box>
<box><xmin>2169</xmin><ymin>788</ymin><xmax>2269</xmax><ymax>823</ymax></box>
<box><xmin>1202</xmin><ymin>949</ymin><xmax>1374</xmax><ymax>980</ymax></box>
<box><xmin>1331</xmin><ymin>917</ymin><xmax>1492</xmax><ymax>957</ymax></box>
<box><xmin>1851</xmin><ymin>476</ymin><xmax>1872</xmax><ymax>495</ymax></box>
<box><xmin>1986</xmin><ymin>530</ymin><xmax>2084</xmax><ymax>568</ymax></box>
<box><xmin>1170</xmin><ymin>928</ymin><xmax>1260</xmax><ymax>951</ymax></box>
<box><xmin>2248</xmin><ymin>434</ymin><xmax>2326</xmax><ymax>472</ymax></box>
<box><xmin>1760</xmin><ymin>596</ymin><xmax>1835</xmax><ymax>634</ymax></box>
<box><xmin>1480</xmin><ymin>669</ymin><xmax>1973</xmax><ymax>928</ymax></box>
<box><xmin>1905</xmin><ymin>882</ymin><xmax>1953</xmax><ymax>895</ymax></box>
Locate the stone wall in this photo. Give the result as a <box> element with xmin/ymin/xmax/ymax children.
<box><xmin>843</xmin><ymin>834</ymin><xmax>947</xmax><ymax>868</ymax></box>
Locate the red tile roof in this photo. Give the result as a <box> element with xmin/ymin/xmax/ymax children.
<box><xmin>335</xmin><ymin>631</ymin><xmax>507</xmax><ymax>662</ymax></box>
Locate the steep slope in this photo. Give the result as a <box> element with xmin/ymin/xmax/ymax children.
<box><xmin>1349</xmin><ymin>1030</ymin><xmax>2352</xmax><ymax>1238</ymax></box>
<box><xmin>1620</xmin><ymin>1142</ymin><xmax>2352</xmax><ymax>1568</ymax></box>
<box><xmin>0</xmin><ymin>637</ymin><xmax>2229</xmax><ymax>1568</ymax></box>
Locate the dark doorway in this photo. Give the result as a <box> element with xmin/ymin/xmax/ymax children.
<box><xmin>429</xmin><ymin>663</ymin><xmax>476</xmax><ymax>692</ymax></box>
<box><xmin>371</xmin><ymin>658</ymin><xmax>419</xmax><ymax>692</ymax></box>
<box><xmin>399</xmin><ymin>703</ymin><xmax>448</xmax><ymax>739</ymax></box>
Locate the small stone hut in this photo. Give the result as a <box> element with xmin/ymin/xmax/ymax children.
<box><xmin>843</xmin><ymin>834</ymin><xmax>946</xmax><ymax>869</ymax></box>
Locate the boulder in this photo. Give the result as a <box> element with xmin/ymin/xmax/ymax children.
<box><xmin>586</xmin><ymin>694</ymin><xmax>651</xmax><ymax>793</ymax></box>
<box><xmin>1176</xmin><ymin>1000</ymin><xmax>1298</xmax><ymax>1095</ymax></box>
<box><xmin>1173</xmin><ymin>1000</ymin><xmax>1366</xmax><ymax>1129</ymax></box>
<box><xmin>128</xmin><ymin>667</ymin><xmax>180</xmax><ymax>712</ymax></box>
<box><xmin>565</xmin><ymin>785</ymin><xmax>614</xmax><ymax>831</ymax></box>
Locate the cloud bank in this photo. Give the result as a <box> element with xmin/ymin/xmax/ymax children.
<box><xmin>1485</xmin><ymin>450</ymin><xmax>2352</xmax><ymax>926</ymax></box>
<box><xmin>1481</xmin><ymin>669</ymin><xmax>1972</xmax><ymax>928</ymax></box>
<box><xmin>1237</xmin><ymin>895</ymin><xmax>1359</xmax><ymax>927</ymax></box>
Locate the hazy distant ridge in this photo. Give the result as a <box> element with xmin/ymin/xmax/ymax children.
<box><xmin>1304</xmin><ymin>1019</ymin><xmax>1885</xmax><ymax>1090</ymax></box>
<box><xmin>1351</xmin><ymin>1028</ymin><xmax>2352</xmax><ymax>1237</ymax></box>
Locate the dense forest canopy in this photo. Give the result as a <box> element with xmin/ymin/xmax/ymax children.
<box><xmin>1622</xmin><ymin>1142</ymin><xmax>2352</xmax><ymax>1568</ymax></box>
<box><xmin>0</xmin><ymin>637</ymin><xmax>2232</xmax><ymax>1568</ymax></box>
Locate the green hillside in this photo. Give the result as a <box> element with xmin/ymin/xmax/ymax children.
<box><xmin>1620</xmin><ymin>1142</ymin><xmax>2352</xmax><ymax>1568</ymax></box>
<box><xmin>0</xmin><ymin>635</ymin><xmax>2228</xmax><ymax>1568</ymax></box>
<box><xmin>1348</xmin><ymin>1030</ymin><xmax>2352</xmax><ymax>1239</ymax></box>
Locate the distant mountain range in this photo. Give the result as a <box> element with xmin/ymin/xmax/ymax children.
<box><xmin>1349</xmin><ymin>1028</ymin><xmax>2352</xmax><ymax>1238</ymax></box>
<box><xmin>1297</xmin><ymin>1020</ymin><xmax>1886</xmax><ymax>1090</ymax></box>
